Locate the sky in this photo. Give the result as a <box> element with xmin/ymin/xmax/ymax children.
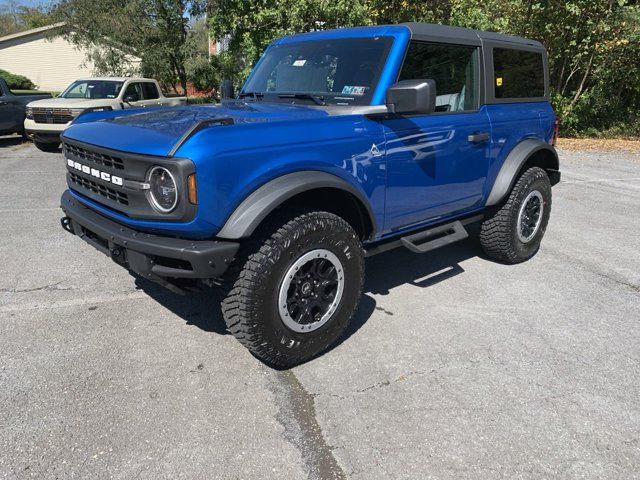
<box><xmin>0</xmin><ymin>0</ymin><xmax>54</xmax><ymax>8</ymax></box>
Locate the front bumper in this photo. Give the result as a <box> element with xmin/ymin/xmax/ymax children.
<box><xmin>60</xmin><ymin>190</ymin><xmax>239</xmax><ymax>291</ymax></box>
<box><xmin>24</xmin><ymin>119</ymin><xmax>68</xmax><ymax>143</ymax></box>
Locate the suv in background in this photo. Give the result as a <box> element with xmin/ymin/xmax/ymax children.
<box><xmin>25</xmin><ymin>77</ymin><xmax>186</xmax><ymax>152</ymax></box>
<box><xmin>59</xmin><ymin>23</ymin><xmax>560</xmax><ymax>367</ymax></box>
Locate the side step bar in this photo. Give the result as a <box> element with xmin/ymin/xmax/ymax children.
<box><xmin>400</xmin><ymin>220</ymin><xmax>468</xmax><ymax>254</ymax></box>
<box><xmin>365</xmin><ymin>215</ymin><xmax>482</xmax><ymax>257</ymax></box>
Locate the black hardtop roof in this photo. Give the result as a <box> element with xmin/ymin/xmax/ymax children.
<box><xmin>402</xmin><ymin>22</ymin><xmax>544</xmax><ymax>49</ymax></box>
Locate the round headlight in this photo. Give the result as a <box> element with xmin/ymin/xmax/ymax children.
<box><xmin>147</xmin><ymin>166</ymin><xmax>178</xmax><ymax>213</ymax></box>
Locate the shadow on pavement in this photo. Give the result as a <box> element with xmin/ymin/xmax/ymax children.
<box><xmin>0</xmin><ymin>136</ymin><xmax>26</xmax><ymax>148</ymax></box>
<box><xmin>364</xmin><ymin>237</ymin><xmax>480</xmax><ymax>296</ymax></box>
<box><xmin>332</xmin><ymin>238</ymin><xmax>480</xmax><ymax>351</ymax></box>
<box><xmin>134</xmin><ymin>238</ymin><xmax>481</xmax><ymax>329</ymax></box>
<box><xmin>133</xmin><ymin>238</ymin><xmax>481</xmax><ymax>362</ymax></box>
<box><xmin>134</xmin><ymin>277</ymin><xmax>229</xmax><ymax>335</ymax></box>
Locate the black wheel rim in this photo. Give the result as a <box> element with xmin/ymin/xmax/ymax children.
<box><xmin>517</xmin><ymin>190</ymin><xmax>544</xmax><ymax>243</ymax></box>
<box><xmin>278</xmin><ymin>249</ymin><xmax>344</xmax><ymax>333</ymax></box>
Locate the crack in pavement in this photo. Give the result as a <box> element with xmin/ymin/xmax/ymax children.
<box><xmin>0</xmin><ymin>281</ymin><xmax>72</xmax><ymax>294</ymax></box>
<box><xmin>356</xmin><ymin>370</ymin><xmax>425</xmax><ymax>393</ymax></box>
<box><xmin>320</xmin><ymin>367</ymin><xmax>445</xmax><ymax>400</ymax></box>
<box><xmin>266</xmin><ymin>369</ymin><xmax>347</xmax><ymax>480</ymax></box>
<box><xmin>544</xmin><ymin>247</ymin><xmax>640</xmax><ymax>293</ymax></box>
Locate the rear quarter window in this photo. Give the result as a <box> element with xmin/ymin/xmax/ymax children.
<box><xmin>493</xmin><ymin>48</ymin><xmax>545</xmax><ymax>99</ymax></box>
<box><xmin>142</xmin><ymin>83</ymin><xmax>159</xmax><ymax>100</ymax></box>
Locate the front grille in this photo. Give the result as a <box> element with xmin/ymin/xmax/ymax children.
<box><xmin>62</xmin><ymin>139</ymin><xmax>195</xmax><ymax>222</ymax></box>
<box><xmin>32</xmin><ymin>108</ymin><xmax>74</xmax><ymax>124</ymax></box>
<box><xmin>69</xmin><ymin>171</ymin><xmax>129</xmax><ymax>205</ymax></box>
<box><xmin>64</xmin><ymin>143</ymin><xmax>125</xmax><ymax>170</ymax></box>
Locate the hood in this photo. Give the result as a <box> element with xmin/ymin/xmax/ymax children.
<box><xmin>62</xmin><ymin>102</ymin><xmax>332</xmax><ymax>156</ymax></box>
<box><xmin>26</xmin><ymin>97</ymin><xmax>120</xmax><ymax>108</ymax></box>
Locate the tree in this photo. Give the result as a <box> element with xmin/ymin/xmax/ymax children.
<box><xmin>54</xmin><ymin>0</ymin><xmax>207</xmax><ymax>94</ymax></box>
<box><xmin>208</xmin><ymin>0</ymin><xmax>640</xmax><ymax>137</ymax></box>
<box><xmin>0</xmin><ymin>1</ymin><xmax>53</xmax><ymax>37</ymax></box>
<box><xmin>183</xmin><ymin>18</ymin><xmax>218</xmax><ymax>93</ymax></box>
<box><xmin>207</xmin><ymin>0</ymin><xmax>371</xmax><ymax>82</ymax></box>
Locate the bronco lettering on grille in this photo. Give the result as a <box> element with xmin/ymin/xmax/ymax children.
<box><xmin>67</xmin><ymin>158</ymin><xmax>123</xmax><ymax>186</ymax></box>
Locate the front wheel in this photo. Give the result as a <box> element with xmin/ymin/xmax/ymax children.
<box><xmin>34</xmin><ymin>141</ymin><xmax>60</xmax><ymax>152</ymax></box>
<box><xmin>480</xmin><ymin>166</ymin><xmax>552</xmax><ymax>264</ymax></box>
<box><xmin>221</xmin><ymin>209</ymin><xmax>365</xmax><ymax>368</ymax></box>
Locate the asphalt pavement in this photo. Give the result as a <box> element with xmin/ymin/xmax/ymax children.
<box><xmin>1</xmin><ymin>136</ymin><xmax>639</xmax><ymax>479</ymax></box>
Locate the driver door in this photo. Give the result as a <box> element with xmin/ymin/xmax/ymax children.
<box><xmin>381</xmin><ymin>41</ymin><xmax>491</xmax><ymax>233</ymax></box>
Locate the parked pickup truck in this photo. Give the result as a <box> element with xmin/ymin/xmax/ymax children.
<box><xmin>59</xmin><ymin>23</ymin><xmax>560</xmax><ymax>367</ymax></box>
<box><xmin>0</xmin><ymin>77</ymin><xmax>51</xmax><ymax>137</ymax></box>
<box><xmin>25</xmin><ymin>77</ymin><xmax>186</xmax><ymax>152</ymax></box>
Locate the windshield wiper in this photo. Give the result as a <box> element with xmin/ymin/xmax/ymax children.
<box><xmin>277</xmin><ymin>93</ymin><xmax>326</xmax><ymax>106</ymax></box>
<box><xmin>238</xmin><ymin>91</ymin><xmax>264</xmax><ymax>101</ymax></box>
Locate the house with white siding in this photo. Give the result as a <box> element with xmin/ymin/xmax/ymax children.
<box><xmin>0</xmin><ymin>23</ymin><xmax>94</xmax><ymax>91</ymax></box>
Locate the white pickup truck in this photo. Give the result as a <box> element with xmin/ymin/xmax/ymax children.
<box><xmin>24</xmin><ymin>77</ymin><xmax>186</xmax><ymax>152</ymax></box>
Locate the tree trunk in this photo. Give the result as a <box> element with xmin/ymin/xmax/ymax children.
<box><xmin>568</xmin><ymin>52</ymin><xmax>595</xmax><ymax>111</ymax></box>
<box><xmin>179</xmin><ymin>71</ymin><xmax>188</xmax><ymax>97</ymax></box>
<box><xmin>556</xmin><ymin>56</ymin><xmax>567</xmax><ymax>91</ymax></box>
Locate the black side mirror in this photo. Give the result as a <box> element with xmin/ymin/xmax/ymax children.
<box><xmin>220</xmin><ymin>79</ymin><xmax>235</xmax><ymax>100</ymax></box>
<box><xmin>123</xmin><ymin>93</ymin><xmax>139</xmax><ymax>103</ymax></box>
<box><xmin>386</xmin><ymin>79</ymin><xmax>436</xmax><ymax>115</ymax></box>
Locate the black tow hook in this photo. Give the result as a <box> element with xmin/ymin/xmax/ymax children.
<box><xmin>60</xmin><ymin>216</ymin><xmax>75</xmax><ymax>235</ymax></box>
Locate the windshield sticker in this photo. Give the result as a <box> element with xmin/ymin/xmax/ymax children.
<box><xmin>342</xmin><ymin>86</ymin><xmax>368</xmax><ymax>96</ymax></box>
<box><xmin>292</xmin><ymin>59</ymin><xmax>307</xmax><ymax>66</ymax></box>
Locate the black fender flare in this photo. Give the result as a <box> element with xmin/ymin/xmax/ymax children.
<box><xmin>216</xmin><ymin>171</ymin><xmax>377</xmax><ymax>239</ymax></box>
<box><xmin>485</xmin><ymin>138</ymin><xmax>559</xmax><ymax>206</ymax></box>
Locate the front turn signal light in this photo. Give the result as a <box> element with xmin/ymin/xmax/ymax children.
<box><xmin>188</xmin><ymin>174</ymin><xmax>197</xmax><ymax>205</ymax></box>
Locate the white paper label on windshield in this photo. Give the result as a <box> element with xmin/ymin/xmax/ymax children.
<box><xmin>292</xmin><ymin>59</ymin><xmax>307</xmax><ymax>66</ymax></box>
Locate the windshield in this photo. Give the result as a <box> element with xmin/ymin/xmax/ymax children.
<box><xmin>241</xmin><ymin>37</ymin><xmax>393</xmax><ymax>106</ymax></box>
<box><xmin>60</xmin><ymin>80</ymin><xmax>124</xmax><ymax>99</ymax></box>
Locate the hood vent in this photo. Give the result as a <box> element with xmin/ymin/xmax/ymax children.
<box><xmin>167</xmin><ymin>117</ymin><xmax>235</xmax><ymax>157</ymax></box>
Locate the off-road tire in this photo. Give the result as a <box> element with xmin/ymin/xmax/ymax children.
<box><xmin>480</xmin><ymin>166</ymin><xmax>552</xmax><ymax>264</ymax></box>
<box><xmin>221</xmin><ymin>209</ymin><xmax>365</xmax><ymax>368</ymax></box>
<box><xmin>34</xmin><ymin>141</ymin><xmax>60</xmax><ymax>152</ymax></box>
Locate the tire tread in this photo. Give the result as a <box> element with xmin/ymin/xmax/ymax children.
<box><xmin>221</xmin><ymin>208</ymin><xmax>364</xmax><ymax>367</ymax></box>
<box><xmin>480</xmin><ymin>167</ymin><xmax>551</xmax><ymax>264</ymax></box>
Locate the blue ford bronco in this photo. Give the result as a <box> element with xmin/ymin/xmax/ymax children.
<box><xmin>60</xmin><ymin>23</ymin><xmax>560</xmax><ymax>366</ymax></box>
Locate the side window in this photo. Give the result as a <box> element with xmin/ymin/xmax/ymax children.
<box><xmin>123</xmin><ymin>83</ymin><xmax>143</xmax><ymax>101</ymax></box>
<box><xmin>399</xmin><ymin>42</ymin><xmax>478</xmax><ymax>112</ymax></box>
<box><xmin>141</xmin><ymin>82</ymin><xmax>159</xmax><ymax>100</ymax></box>
<box><xmin>493</xmin><ymin>48</ymin><xmax>544</xmax><ymax>98</ymax></box>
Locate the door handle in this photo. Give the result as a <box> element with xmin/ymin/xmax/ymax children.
<box><xmin>468</xmin><ymin>132</ymin><xmax>489</xmax><ymax>143</ymax></box>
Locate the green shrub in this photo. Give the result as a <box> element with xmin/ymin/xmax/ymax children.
<box><xmin>0</xmin><ymin>69</ymin><xmax>36</xmax><ymax>90</ymax></box>
<box><xmin>187</xmin><ymin>96</ymin><xmax>217</xmax><ymax>105</ymax></box>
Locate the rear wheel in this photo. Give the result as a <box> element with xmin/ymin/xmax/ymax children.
<box><xmin>480</xmin><ymin>166</ymin><xmax>552</xmax><ymax>263</ymax></box>
<box><xmin>221</xmin><ymin>209</ymin><xmax>365</xmax><ymax>367</ymax></box>
<box><xmin>34</xmin><ymin>141</ymin><xmax>60</xmax><ymax>152</ymax></box>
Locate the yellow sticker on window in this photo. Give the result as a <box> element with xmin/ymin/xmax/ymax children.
<box><xmin>496</xmin><ymin>77</ymin><xmax>503</xmax><ymax>87</ymax></box>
